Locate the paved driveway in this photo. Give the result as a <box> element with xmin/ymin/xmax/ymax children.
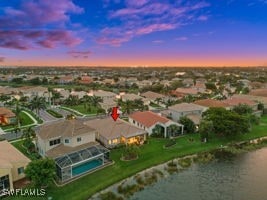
<box><xmin>39</xmin><ymin>109</ymin><xmax>58</xmax><ymax>122</ymax></box>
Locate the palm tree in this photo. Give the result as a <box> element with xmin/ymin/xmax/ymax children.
<box><xmin>48</xmin><ymin>87</ymin><xmax>53</xmax><ymax>107</ymax></box>
<box><xmin>89</xmin><ymin>95</ymin><xmax>102</xmax><ymax>107</ymax></box>
<box><xmin>22</xmin><ymin>127</ymin><xmax>35</xmax><ymax>151</ymax></box>
<box><xmin>29</xmin><ymin>96</ymin><xmax>46</xmax><ymax>115</ymax></box>
<box><xmin>64</xmin><ymin>95</ymin><xmax>79</xmax><ymax>106</ymax></box>
<box><xmin>122</xmin><ymin>100</ymin><xmax>134</xmax><ymax>114</ymax></box>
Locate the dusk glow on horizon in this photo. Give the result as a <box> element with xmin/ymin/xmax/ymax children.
<box><xmin>0</xmin><ymin>0</ymin><xmax>267</xmax><ymax>67</ymax></box>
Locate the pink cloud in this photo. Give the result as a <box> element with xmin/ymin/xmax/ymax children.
<box><xmin>126</xmin><ymin>0</ymin><xmax>150</xmax><ymax>7</ymax></box>
<box><xmin>99</xmin><ymin>1</ymin><xmax>210</xmax><ymax>46</ymax></box>
<box><xmin>0</xmin><ymin>57</ymin><xmax>5</xmax><ymax>62</ymax></box>
<box><xmin>0</xmin><ymin>0</ymin><xmax>83</xmax><ymax>29</ymax></box>
<box><xmin>0</xmin><ymin>0</ymin><xmax>83</xmax><ymax>50</ymax></box>
<box><xmin>0</xmin><ymin>30</ymin><xmax>82</xmax><ymax>50</ymax></box>
<box><xmin>136</xmin><ymin>23</ymin><xmax>176</xmax><ymax>35</ymax></box>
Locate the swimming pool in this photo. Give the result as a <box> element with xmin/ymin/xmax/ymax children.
<box><xmin>72</xmin><ymin>159</ymin><xmax>103</xmax><ymax>176</ymax></box>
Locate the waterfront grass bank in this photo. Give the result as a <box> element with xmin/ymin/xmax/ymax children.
<box><xmin>9</xmin><ymin>116</ymin><xmax>267</xmax><ymax>200</ymax></box>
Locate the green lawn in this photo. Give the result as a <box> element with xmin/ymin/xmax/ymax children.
<box><xmin>22</xmin><ymin>109</ymin><xmax>43</xmax><ymax>124</ymax></box>
<box><xmin>46</xmin><ymin>109</ymin><xmax>63</xmax><ymax>118</ymax></box>
<box><xmin>65</xmin><ymin>104</ymin><xmax>101</xmax><ymax>115</ymax></box>
<box><xmin>11</xmin><ymin>140</ymin><xmax>40</xmax><ymax>160</ymax></box>
<box><xmin>8</xmin><ymin>116</ymin><xmax>267</xmax><ymax>200</ymax></box>
<box><xmin>1</xmin><ymin>112</ymin><xmax>34</xmax><ymax>130</ymax></box>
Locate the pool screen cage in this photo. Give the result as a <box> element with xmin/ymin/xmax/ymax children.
<box><xmin>54</xmin><ymin>144</ymin><xmax>110</xmax><ymax>182</ymax></box>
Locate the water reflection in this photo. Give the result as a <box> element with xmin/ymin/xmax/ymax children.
<box><xmin>131</xmin><ymin>148</ymin><xmax>267</xmax><ymax>200</ymax></box>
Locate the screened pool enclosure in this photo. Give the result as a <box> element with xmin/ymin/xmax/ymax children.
<box><xmin>55</xmin><ymin>144</ymin><xmax>110</xmax><ymax>182</ymax></box>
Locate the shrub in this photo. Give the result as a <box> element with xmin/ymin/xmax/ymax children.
<box><xmin>46</xmin><ymin>109</ymin><xmax>63</xmax><ymax>118</ymax></box>
<box><xmin>164</xmin><ymin>139</ymin><xmax>176</xmax><ymax>148</ymax></box>
<box><xmin>178</xmin><ymin>157</ymin><xmax>192</xmax><ymax>168</ymax></box>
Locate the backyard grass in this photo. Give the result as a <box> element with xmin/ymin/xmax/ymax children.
<box><xmin>65</xmin><ymin>104</ymin><xmax>104</xmax><ymax>115</ymax></box>
<box><xmin>11</xmin><ymin>140</ymin><xmax>40</xmax><ymax>160</ymax></box>
<box><xmin>8</xmin><ymin>116</ymin><xmax>267</xmax><ymax>200</ymax></box>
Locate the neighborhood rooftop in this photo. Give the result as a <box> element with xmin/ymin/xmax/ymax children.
<box><xmin>194</xmin><ymin>99</ymin><xmax>229</xmax><ymax>108</ymax></box>
<box><xmin>38</xmin><ymin>119</ymin><xmax>95</xmax><ymax>140</ymax></box>
<box><xmin>85</xmin><ymin>117</ymin><xmax>146</xmax><ymax>140</ymax></box>
<box><xmin>0</xmin><ymin>140</ymin><xmax>30</xmax><ymax>168</ymax></box>
<box><xmin>129</xmin><ymin>111</ymin><xmax>170</xmax><ymax>128</ymax></box>
<box><xmin>169</xmin><ymin>103</ymin><xmax>205</xmax><ymax>112</ymax></box>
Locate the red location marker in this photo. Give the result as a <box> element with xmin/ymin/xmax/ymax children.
<box><xmin>111</xmin><ymin>107</ymin><xmax>120</xmax><ymax>121</ymax></box>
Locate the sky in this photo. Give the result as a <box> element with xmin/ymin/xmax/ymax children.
<box><xmin>0</xmin><ymin>0</ymin><xmax>267</xmax><ymax>67</ymax></box>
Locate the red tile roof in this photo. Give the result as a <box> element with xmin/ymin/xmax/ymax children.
<box><xmin>222</xmin><ymin>97</ymin><xmax>256</xmax><ymax>106</ymax></box>
<box><xmin>194</xmin><ymin>99</ymin><xmax>228</xmax><ymax>108</ymax></box>
<box><xmin>129</xmin><ymin>111</ymin><xmax>170</xmax><ymax>128</ymax></box>
<box><xmin>249</xmin><ymin>89</ymin><xmax>267</xmax><ymax>97</ymax></box>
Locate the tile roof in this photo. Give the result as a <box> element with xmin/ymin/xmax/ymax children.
<box><xmin>141</xmin><ymin>91</ymin><xmax>165</xmax><ymax>100</ymax></box>
<box><xmin>38</xmin><ymin>119</ymin><xmax>95</xmax><ymax>140</ymax></box>
<box><xmin>129</xmin><ymin>111</ymin><xmax>170</xmax><ymax>128</ymax></box>
<box><xmin>0</xmin><ymin>107</ymin><xmax>15</xmax><ymax>118</ymax></box>
<box><xmin>249</xmin><ymin>89</ymin><xmax>267</xmax><ymax>97</ymax></box>
<box><xmin>0</xmin><ymin>140</ymin><xmax>30</xmax><ymax>168</ymax></box>
<box><xmin>194</xmin><ymin>99</ymin><xmax>229</xmax><ymax>108</ymax></box>
<box><xmin>222</xmin><ymin>97</ymin><xmax>257</xmax><ymax>106</ymax></box>
<box><xmin>85</xmin><ymin>117</ymin><xmax>146</xmax><ymax>140</ymax></box>
<box><xmin>169</xmin><ymin>103</ymin><xmax>205</xmax><ymax>112</ymax></box>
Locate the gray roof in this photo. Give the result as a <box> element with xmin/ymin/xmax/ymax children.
<box><xmin>169</xmin><ymin>103</ymin><xmax>205</xmax><ymax>112</ymax></box>
<box><xmin>38</xmin><ymin>119</ymin><xmax>95</xmax><ymax>140</ymax></box>
<box><xmin>85</xmin><ymin>117</ymin><xmax>146</xmax><ymax>140</ymax></box>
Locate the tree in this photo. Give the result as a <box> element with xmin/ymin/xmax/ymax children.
<box><xmin>121</xmin><ymin>100</ymin><xmax>134</xmax><ymax>114</ymax></box>
<box><xmin>22</xmin><ymin>127</ymin><xmax>35</xmax><ymax>152</ymax></box>
<box><xmin>179</xmin><ymin>116</ymin><xmax>196</xmax><ymax>134</ymax></box>
<box><xmin>64</xmin><ymin>95</ymin><xmax>79</xmax><ymax>106</ymax></box>
<box><xmin>202</xmin><ymin>107</ymin><xmax>250</xmax><ymax>137</ymax></box>
<box><xmin>151</xmin><ymin>124</ymin><xmax>165</xmax><ymax>138</ymax></box>
<box><xmin>25</xmin><ymin>158</ymin><xmax>56</xmax><ymax>187</ymax></box>
<box><xmin>199</xmin><ymin>120</ymin><xmax>214</xmax><ymax>142</ymax></box>
<box><xmin>29</xmin><ymin>96</ymin><xmax>46</xmax><ymax>115</ymax></box>
<box><xmin>232</xmin><ymin>104</ymin><xmax>253</xmax><ymax>115</ymax></box>
<box><xmin>167</xmin><ymin>124</ymin><xmax>181</xmax><ymax>137</ymax></box>
<box><xmin>258</xmin><ymin>102</ymin><xmax>264</xmax><ymax>111</ymax></box>
<box><xmin>122</xmin><ymin>144</ymin><xmax>140</xmax><ymax>160</ymax></box>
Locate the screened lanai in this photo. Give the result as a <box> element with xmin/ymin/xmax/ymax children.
<box><xmin>54</xmin><ymin>144</ymin><xmax>110</xmax><ymax>182</ymax></box>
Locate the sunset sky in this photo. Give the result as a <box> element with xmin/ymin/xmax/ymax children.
<box><xmin>0</xmin><ymin>0</ymin><xmax>267</xmax><ymax>67</ymax></box>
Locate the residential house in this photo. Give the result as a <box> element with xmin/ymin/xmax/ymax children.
<box><xmin>129</xmin><ymin>111</ymin><xmax>183</xmax><ymax>137</ymax></box>
<box><xmin>141</xmin><ymin>91</ymin><xmax>165</xmax><ymax>102</ymax></box>
<box><xmin>85</xmin><ymin>118</ymin><xmax>147</xmax><ymax>148</ymax></box>
<box><xmin>36</xmin><ymin>119</ymin><xmax>110</xmax><ymax>182</ymax></box>
<box><xmin>120</xmin><ymin>93</ymin><xmax>150</xmax><ymax>105</ymax></box>
<box><xmin>232</xmin><ymin>94</ymin><xmax>267</xmax><ymax>108</ymax></box>
<box><xmin>0</xmin><ymin>140</ymin><xmax>30</xmax><ymax>190</ymax></box>
<box><xmin>194</xmin><ymin>99</ymin><xmax>229</xmax><ymax>109</ymax></box>
<box><xmin>70</xmin><ymin>91</ymin><xmax>88</xmax><ymax>99</ymax></box>
<box><xmin>55</xmin><ymin>76</ymin><xmax>74</xmax><ymax>85</ymax></box>
<box><xmin>249</xmin><ymin>89</ymin><xmax>267</xmax><ymax>97</ymax></box>
<box><xmin>0</xmin><ymin>107</ymin><xmax>16</xmax><ymax>125</ymax></box>
<box><xmin>78</xmin><ymin>76</ymin><xmax>92</xmax><ymax>85</ymax></box>
<box><xmin>182</xmin><ymin>78</ymin><xmax>194</xmax><ymax>87</ymax></box>
<box><xmin>19</xmin><ymin>86</ymin><xmax>50</xmax><ymax>101</ymax></box>
<box><xmin>99</xmin><ymin>98</ymin><xmax>117</xmax><ymax>113</ymax></box>
<box><xmin>174</xmin><ymin>87</ymin><xmax>205</xmax><ymax>98</ymax></box>
<box><xmin>89</xmin><ymin>90</ymin><xmax>117</xmax><ymax>102</ymax></box>
<box><xmin>136</xmin><ymin>80</ymin><xmax>153</xmax><ymax>88</ymax></box>
<box><xmin>222</xmin><ymin>97</ymin><xmax>258</xmax><ymax>111</ymax></box>
<box><xmin>164</xmin><ymin>103</ymin><xmax>206</xmax><ymax>125</ymax></box>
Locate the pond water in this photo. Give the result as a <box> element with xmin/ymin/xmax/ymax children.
<box><xmin>130</xmin><ymin>148</ymin><xmax>267</xmax><ymax>200</ymax></box>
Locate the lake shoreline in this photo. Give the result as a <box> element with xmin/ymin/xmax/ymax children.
<box><xmin>90</xmin><ymin>136</ymin><xmax>267</xmax><ymax>200</ymax></box>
